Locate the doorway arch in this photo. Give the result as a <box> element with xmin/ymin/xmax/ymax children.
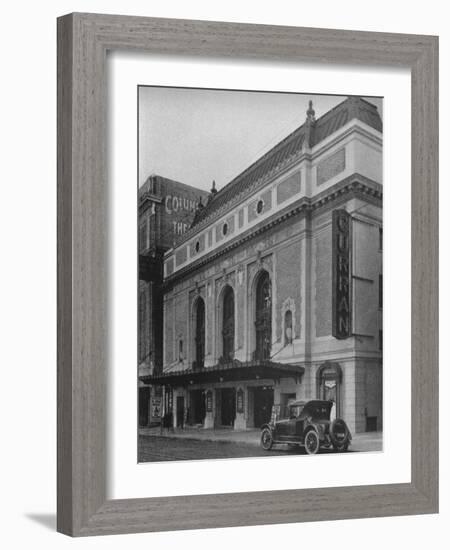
<box><xmin>317</xmin><ymin>362</ymin><xmax>343</xmax><ymax>417</ymax></box>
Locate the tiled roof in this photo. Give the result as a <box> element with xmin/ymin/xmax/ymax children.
<box><xmin>191</xmin><ymin>96</ymin><xmax>382</xmax><ymax>227</ymax></box>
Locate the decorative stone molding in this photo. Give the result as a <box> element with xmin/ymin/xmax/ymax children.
<box><xmin>215</xmin><ymin>271</ymin><xmax>236</xmax><ymax>297</ymax></box>
<box><xmin>189</xmin><ymin>288</ymin><xmax>205</xmax><ymax>318</ymax></box>
<box><xmin>164</xmin><ymin>175</ymin><xmax>382</xmax><ymax>287</ymax></box>
<box><xmin>237</xmin><ymin>265</ymin><xmax>244</xmax><ymax>286</ymax></box>
<box><xmin>247</xmin><ymin>254</ymin><xmax>273</xmax><ymax>289</ymax></box>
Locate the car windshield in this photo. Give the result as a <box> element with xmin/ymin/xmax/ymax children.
<box><xmin>289</xmin><ymin>404</ymin><xmax>304</xmax><ymax>418</ymax></box>
<box><xmin>302</xmin><ymin>404</ymin><xmax>330</xmax><ymax>420</ymax></box>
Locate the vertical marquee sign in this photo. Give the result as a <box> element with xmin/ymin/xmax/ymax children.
<box><xmin>332</xmin><ymin>209</ymin><xmax>352</xmax><ymax>339</ymax></box>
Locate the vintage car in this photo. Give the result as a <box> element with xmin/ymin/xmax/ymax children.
<box><xmin>260</xmin><ymin>399</ymin><xmax>351</xmax><ymax>454</ymax></box>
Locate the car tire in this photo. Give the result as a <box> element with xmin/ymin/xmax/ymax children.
<box><xmin>261</xmin><ymin>428</ymin><xmax>274</xmax><ymax>451</ymax></box>
<box><xmin>304</xmin><ymin>429</ymin><xmax>320</xmax><ymax>455</ymax></box>
<box><xmin>330</xmin><ymin>419</ymin><xmax>350</xmax><ymax>452</ymax></box>
<box><xmin>333</xmin><ymin>441</ymin><xmax>349</xmax><ymax>452</ymax></box>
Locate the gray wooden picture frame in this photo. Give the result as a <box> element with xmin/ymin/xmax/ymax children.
<box><xmin>57</xmin><ymin>12</ymin><xmax>438</xmax><ymax>537</ymax></box>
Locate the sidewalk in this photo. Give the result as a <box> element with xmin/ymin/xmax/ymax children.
<box><xmin>139</xmin><ymin>425</ymin><xmax>383</xmax><ymax>452</ymax></box>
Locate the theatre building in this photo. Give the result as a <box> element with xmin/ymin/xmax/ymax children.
<box><xmin>142</xmin><ymin>96</ymin><xmax>383</xmax><ymax>434</ymax></box>
<box><xmin>138</xmin><ymin>175</ymin><xmax>209</xmax><ymax>426</ymax></box>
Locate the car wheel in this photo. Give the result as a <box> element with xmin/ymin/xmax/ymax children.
<box><xmin>261</xmin><ymin>428</ymin><xmax>274</xmax><ymax>451</ymax></box>
<box><xmin>332</xmin><ymin>441</ymin><xmax>349</xmax><ymax>452</ymax></box>
<box><xmin>304</xmin><ymin>429</ymin><xmax>320</xmax><ymax>455</ymax></box>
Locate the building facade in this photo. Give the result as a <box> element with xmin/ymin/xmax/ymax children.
<box><xmin>142</xmin><ymin>97</ymin><xmax>383</xmax><ymax>434</ymax></box>
<box><xmin>138</xmin><ymin>175</ymin><xmax>209</xmax><ymax>426</ymax></box>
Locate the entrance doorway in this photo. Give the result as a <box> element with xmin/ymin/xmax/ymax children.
<box><xmin>189</xmin><ymin>389</ymin><xmax>206</xmax><ymax>425</ymax></box>
<box><xmin>176</xmin><ymin>396</ymin><xmax>185</xmax><ymax>428</ymax></box>
<box><xmin>139</xmin><ymin>387</ymin><xmax>150</xmax><ymax>427</ymax></box>
<box><xmin>253</xmin><ymin>386</ymin><xmax>274</xmax><ymax>427</ymax></box>
<box><xmin>217</xmin><ymin>388</ymin><xmax>236</xmax><ymax>427</ymax></box>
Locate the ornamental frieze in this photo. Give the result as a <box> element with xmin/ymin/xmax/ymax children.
<box><xmin>215</xmin><ymin>270</ymin><xmax>236</xmax><ymax>296</ymax></box>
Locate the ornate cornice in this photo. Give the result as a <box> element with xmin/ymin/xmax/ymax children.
<box><xmin>163</xmin><ymin>173</ymin><xmax>382</xmax><ymax>290</ymax></box>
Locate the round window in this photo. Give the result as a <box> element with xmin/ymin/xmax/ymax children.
<box><xmin>256</xmin><ymin>199</ymin><xmax>264</xmax><ymax>214</ymax></box>
<box><xmin>222</xmin><ymin>222</ymin><xmax>228</xmax><ymax>236</ymax></box>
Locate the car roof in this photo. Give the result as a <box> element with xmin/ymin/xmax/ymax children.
<box><xmin>289</xmin><ymin>400</ymin><xmax>331</xmax><ymax>407</ymax></box>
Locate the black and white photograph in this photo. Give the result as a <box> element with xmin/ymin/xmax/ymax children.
<box><xmin>55</xmin><ymin>7</ymin><xmax>439</xmax><ymax>537</ymax></box>
<box><xmin>2</xmin><ymin>0</ymin><xmax>444</xmax><ymax>545</ymax></box>
<box><xmin>137</xmin><ymin>87</ymin><xmax>383</xmax><ymax>462</ymax></box>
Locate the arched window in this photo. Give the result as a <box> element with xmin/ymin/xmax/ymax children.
<box><xmin>194</xmin><ymin>298</ymin><xmax>205</xmax><ymax>369</ymax></box>
<box><xmin>222</xmin><ymin>286</ymin><xmax>235</xmax><ymax>361</ymax></box>
<box><xmin>284</xmin><ymin>310</ymin><xmax>293</xmax><ymax>345</ymax></box>
<box><xmin>255</xmin><ymin>271</ymin><xmax>272</xmax><ymax>361</ymax></box>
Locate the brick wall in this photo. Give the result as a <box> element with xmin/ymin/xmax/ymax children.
<box><xmin>275</xmin><ymin>240</ymin><xmax>302</xmax><ymax>342</ymax></box>
<box><xmin>164</xmin><ymin>295</ymin><xmax>174</xmax><ymax>365</ymax></box>
<box><xmin>340</xmin><ymin>361</ymin><xmax>356</xmax><ymax>433</ymax></box>
<box><xmin>277</xmin><ymin>171</ymin><xmax>301</xmax><ymax>204</ymax></box>
<box><xmin>174</xmin><ymin>291</ymin><xmax>190</xmax><ymax>365</ymax></box>
<box><xmin>175</xmin><ymin>245</ymin><xmax>187</xmax><ymax>267</ymax></box>
<box><xmin>238</xmin><ymin>208</ymin><xmax>244</xmax><ymax>228</ymax></box>
<box><xmin>355</xmin><ymin>360</ymin><xmax>383</xmax><ymax>432</ymax></box>
<box><xmin>316</xmin><ymin>148</ymin><xmax>345</xmax><ymax>186</ymax></box>
<box><xmin>314</xmin><ymin>225</ymin><xmax>332</xmax><ymax>337</ymax></box>
<box><xmin>139</xmin><ymin>280</ymin><xmax>150</xmax><ymax>363</ymax></box>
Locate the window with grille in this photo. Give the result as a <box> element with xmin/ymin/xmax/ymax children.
<box><xmin>284</xmin><ymin>310</ymin><xmax>293</xmax><ymax>345</ymax></box>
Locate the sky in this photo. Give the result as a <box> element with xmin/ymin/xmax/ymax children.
<box><xmin>139</xmin><ymin>87</ymin><xmax>383</xmax><ymax>192</ymax></box>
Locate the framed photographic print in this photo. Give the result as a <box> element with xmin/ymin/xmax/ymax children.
<box><xmin>136</xmin><ymin>87</ymin><xmax>383</xmax><ymax>462</ymax></box>
<box><xmin>57</xmin><ymin>13</ymin><xmax>438</xmax><ymax>536</ymax></box>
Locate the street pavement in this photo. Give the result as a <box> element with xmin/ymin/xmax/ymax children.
<box><xmin>138</xmin><ymin>427</ymin><xmax>382</xmax><ymax>462</ymax></box>
<box><xmin>138</xmin><ymin>435</ymin><xmax>298</xmax><ymax>461</ymax></box>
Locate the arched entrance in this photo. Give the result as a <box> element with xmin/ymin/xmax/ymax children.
<box><xmin>222</xmin><ymin>285</ymin><xmax>235</xmax><ymax>361</ymax></box>
<box><xmin>317</xmin><ymin>362</ymin><xmax>342</xmax><ymax>418</ymax></box>
<box><xmin>193</xmin><ymin>297</ymin><xmax>205</xmax><ymax>369</ymax></box>
<box><xmin>255</xmin><ymin>271</ymin><xmax>272</xmax><ymax>361</ymax></box>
